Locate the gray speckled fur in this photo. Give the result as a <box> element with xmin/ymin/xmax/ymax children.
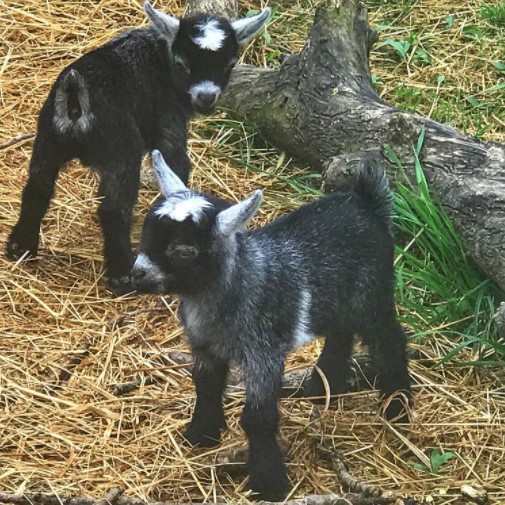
<box><xmin>132</xmin><ymin>156</ymin><xmax>413</xmax><ymax>501</ymax></box>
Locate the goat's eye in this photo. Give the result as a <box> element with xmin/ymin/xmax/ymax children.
<box><xmin>174</xmin><ymin>57</ymin><xmax>190</xmax><ymax>74</ymax></box>
<box><xmin>167</xmin><ymin>244</ymin><xmax>198</xmax><ymax>260</ymax></box>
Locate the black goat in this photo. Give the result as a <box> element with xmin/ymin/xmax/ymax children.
<box><xmin>131</xmin><ymin>151</ymin><xmax>413</xmax><ymax>501</ymax></box>
<box><xmin>6</xmin><ymin>2</ymin><xmax>270</xmax><ymax>294</ymax></box>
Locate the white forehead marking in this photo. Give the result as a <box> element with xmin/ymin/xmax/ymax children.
<box><xmin>189</xmin><ymin>80</ymin><xmax>221</xmax><ymax>100</ymax></box>
<box><xmin>193</xmin><ymin>19</ymin><xmax>226</xmax><ymax>51</ymax></box>
<box><xmin>293</xmin><ymin>289</ymin><xmax>315</xmax><ymax>348</ymax></box>
<box><xmin>155</xmin><ymin>193</ymin><xmax>213</xmax><ymax>223</ymax></box>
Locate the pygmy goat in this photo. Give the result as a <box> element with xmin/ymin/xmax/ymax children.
<box><xmin>6</xmin><ymin>2</ymin><xmax>270</xmax><ymax>294</ymax></box>
<box><xmin>132</xmin><ymin>151</ymin><xmax>413</xmax><ymax>501</ymax></box>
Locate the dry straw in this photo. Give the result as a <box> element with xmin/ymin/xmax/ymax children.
<box><xmin>1</xmin><ymin>1</ymin><xmax>504</xmax><ymax>504</ymax></box>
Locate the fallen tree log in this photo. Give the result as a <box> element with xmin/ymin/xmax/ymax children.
<box><xmin>107</xmin><ymin>348</ymin><xmax>428</xmax><ymax>397</ymax></box>
<box><xmin>208</xmin><ymin>0</ymin><xmax>505</xmax><ymax>292</ymax></box>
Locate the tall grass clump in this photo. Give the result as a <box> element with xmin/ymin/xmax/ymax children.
<box><xmin>390</xmin><ymin>130</ymin><xmax>504</xmax><ymax>364</ymax></box>
<box><xmin>480</xmin><ymin>2</ymin><xmax>505</xmax><ymax>29</ymax></box>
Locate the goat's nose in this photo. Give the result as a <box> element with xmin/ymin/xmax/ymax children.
<box><xmin>131</xmin><ymin>268</ymin><xmax>146</xmax><ymax>281</ymax></box>
<box><xmin>196</xmin><ymin>92</ymin><xmax>217</xmax><ymax>108</ymax></box>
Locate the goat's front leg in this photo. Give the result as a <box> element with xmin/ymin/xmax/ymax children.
<box><xmin>241</xmin><ymin>356</ymin><xmax>290</xmax><ymax>501</ymax></box>
<box><xmin>184</xmin><ymin>349</ymin><xmax>229</xmax><ymax>448</ymax></box>
<box><xmin>96</xmin><ymin>157</ymin><xmax>140</xmax><ymax>295</ymax></box>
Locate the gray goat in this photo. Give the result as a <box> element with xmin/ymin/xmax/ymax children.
<box><xmin>131</xmin><ymin>151</ymin><xmax>413</xmax><ymax>501</ymax></box>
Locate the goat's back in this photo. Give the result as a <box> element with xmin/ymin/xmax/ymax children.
<box><xmin>242</xmin><ymin>190</ymin><xmax>396</xmax><ymax>334</ymax></box>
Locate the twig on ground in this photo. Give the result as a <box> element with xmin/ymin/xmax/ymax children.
<box><xmin>111</xmin><ymin>306</ymin><xmax>170</xmax><ymax>328</ymax></box>
<box><xmin>45</xmin><ymin>339</ymin><xmax>93</xmax><ymax>393</ymax></box>
<box><xmin>214</xmin><ymin>443</ymin><xmax>388</xmax><ymax>502</ymax></box>
<box><xmin>95</xmin><ymin>489</ymin><xmax>124</xmax><ymax>505</ymax></box>
<box><xmin>316</xmin><ymin>446</ymin><xmax>382</xmax><ymax>498</ymax></box>
<box><xmin>0</xmin><ymin>133</ymin><xmax>35</xmax><ymax>150</ymax></box>
<box><xmin>215</xmin><ymin>447</ymin><xmax>249</xmax><ymax>478</ymax></box>
<box><xmin>0</xmin><ymin>490</ymin><xmax>398</xmax><ymax>505</ymax></box>
<box><xmin>110</xmin><ymin>377</ymin><xmax>156</xmax><ymax>396</ymax></box>
<box><xmin>110</xmin><ymin>350</ymin><xmax>194</xmax><ymax>396</ymax></box>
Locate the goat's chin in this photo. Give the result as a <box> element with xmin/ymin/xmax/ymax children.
<box><xmin>192</xmin><ymin>103</ymin><xmax>216</xmax><ymax>115</ymax></box>
<box><xmin>132</xmin><ymin>281</ymin><xmax>168</xmax><ymax>295</ymax></box>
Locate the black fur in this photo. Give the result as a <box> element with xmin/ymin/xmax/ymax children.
<box><xmin>6</xmin><ymin>4</ymin><xmax>270</xmax><ymax>294</ymax></box>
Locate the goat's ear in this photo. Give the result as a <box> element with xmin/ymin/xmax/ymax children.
<box><xmin>151</xmin><ymin>150</ymin><xmax>187</xmax><ymax>196</ymax></box>
<box><xmin>231</xmin><ymin>8</ymin><xmax>271</xmax><ymax>46</ymax></box>
<box><xmin>144</xmin><ymin>2</ymin><xmax>180</xmax><ymax>44</ymax></box>
<box><xmin>215</xmin><ymin>190</ymin><xmax>262</xmax><ymax>237</ymax></box>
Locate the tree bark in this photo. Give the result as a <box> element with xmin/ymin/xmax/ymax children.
<box><xmin>214</xmin><ymin>0</ymin><xmax>505</xmax><ymax>291</ymax></box>
<box><xmin>185</xmin><ymin>0</ymin><xmax>238</xmax><ymax>18</ymax></box>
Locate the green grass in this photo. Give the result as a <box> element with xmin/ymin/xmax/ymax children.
<box><xmin>480</xmin><ymin>2</ymin><xmax>505</xmax><ymax>29</ymax></box>
<box><xmin>411</xmin><ymin>449</ymin><xmax>456</xmax><ymax>475</ymax></box>
<box><xmin>364</xmin><ymin>1</ymin><xmax>505</xmax><ymax>142</ymax></box>
<box><xmin>388</xmin><ymin>131</ymin><xmax>504</xmax><ymax>364</ymax></box>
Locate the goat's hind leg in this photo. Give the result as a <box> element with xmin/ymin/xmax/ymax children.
<box><xmin>299</xmin><ymin>328</ymin><xmax>354</xmax><ymax>401</ymax></box>
<box><xmin>363</xmin><ymin>317</ymin><xmax>413</xmax><ymax>422</ymax></box>
<box><xmin>184</xmin><ymin>350</ymin><xmax>229</xmax><ymax>448</ymax></box>
<box><xmin>7</xmin><ymin>129</ymin><xmax>72</xmax><ymax>261</ymax></box>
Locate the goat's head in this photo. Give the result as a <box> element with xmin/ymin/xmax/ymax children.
<box><xmin>144</xmin><ymin>2</ymin><xmax>271</xmax><ymax>113</ymax></box>
<box><xmin>132</xmin><ymin>150</ymin><xmax>262</xmax><ymax>294</ymax></box>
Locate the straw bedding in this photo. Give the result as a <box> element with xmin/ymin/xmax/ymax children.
<box><xmin>1</xmin><ymin>1</ymin><xmax>504</xmax><ymax>503</ymax></box>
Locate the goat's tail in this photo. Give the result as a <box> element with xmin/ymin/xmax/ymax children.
<box><xmin>53</xmin><ymin>69</ymin><xmax>94</xmax><ymax>135</ymax></box>
<box><xmin>354</xmin><ymin>158</ymin><xmax>393</xmax><ymax>228</ymax></box>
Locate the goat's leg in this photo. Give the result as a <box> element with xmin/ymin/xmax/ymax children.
<box><xmin>96</xmin><ymin>160</ymin><xmax>140</xmax><ymax>295</ymax></box>
<box><xmin>241</xmin><ymin>357</ymin><xmax>290</xmax><ymax>501</ymax></box>
<box><xmin>184</xmin><ymin>350</ymin><xmax>229</xmax><ymax>447</ymax></box>
<box><xmin>363</xmin><ymin>316</ymin><xmax>413</xmax><ymax>422</ymax></box>
<box><xmin>300</xmin><ymin>328</ymin><xmax>354</xmax><ymax>400</ymax></box>
<box><xmin>155</xmin><ymin>125</ymin><xmax>191</xmax><ymax>184</ymax></box>
<box><xmin>7</xmin><ymin>131</ymin><xmax>72</xmax><ymax>260</ymax></box>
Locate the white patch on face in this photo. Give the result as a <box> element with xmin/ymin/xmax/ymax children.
<box><xmin>133</xmin><ymin>253</ymin><xmax>166</xmax><ymax>284</ymax></box>
<box><xmin>155</xmin><ymin>193</ymin><xmax>213</xmax><ymax>223</ymax></box>
<box><xmin>188</xmin><ymin>80</ymin><xmax>222</xmax><ymax>102</ymax></box>
<box><xmin>193</xmin><ymin>19</ymin><xmax>226</xmax><ymax>51</ymax></box>
<box><xmin>293</xmin><ymin>289</ymin><xmax>314</xmax><ymax>348</ymax></box>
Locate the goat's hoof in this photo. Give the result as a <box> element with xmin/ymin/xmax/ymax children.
<box><xmin>295</xmin><ymin>375</ymin><xmax>348</xmax><ymax>403</ymax></box>
<box><xmin>248</xmin><ymin>468</ymin><xmax>290</xmax><ymax>502</ymax></box>
<box><xmin>107</xmin><ymin>275</ymin><xmax>135</xmax><ymax>296</ymax></box>
<box><xmin>383</xmin><ymin>393</ymin><xmax>413</xmax><ymax>423</ymax></box>
<box><xmin>183</xmin><ymin>422</ymin><xmax>224</xmax><ymax>448</ymax></box>
<box><xmin>6</xmin><ymin>231</ymin><xmax>39</xmax><ymax>261</ymax></box>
